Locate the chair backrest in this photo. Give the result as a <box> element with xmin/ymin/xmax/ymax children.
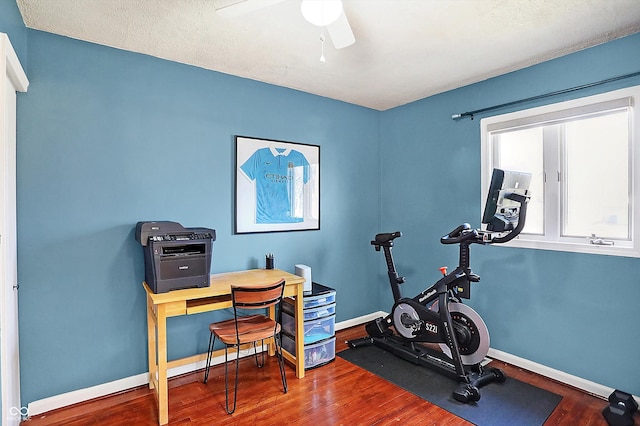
<box><xmin>231</xmin><ymin>279</ymin><xmax>286</xmax><ymax>310</ymax></box>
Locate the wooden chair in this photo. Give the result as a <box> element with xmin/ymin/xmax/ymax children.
<box><xmin>203</xmin><ymin>279</ymin><xmax>288</xmax><ymax>414</ymax></box>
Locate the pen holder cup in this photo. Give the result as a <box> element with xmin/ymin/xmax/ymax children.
<box><xmin>266</xmin><ymin>256</ymin><xmax>275</xmax><ymax>270</ymax></box>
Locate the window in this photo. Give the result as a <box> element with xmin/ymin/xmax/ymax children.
<box><xmin>481</xmin><ymin>85</ymin><xmax>640</xmax><ymax>257</ymax></box>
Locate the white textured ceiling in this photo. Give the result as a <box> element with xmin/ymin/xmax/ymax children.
<box><xmin>16</xmin><ymin>0</ymin><xmax>640</xmax><ymax>111</ymax></box>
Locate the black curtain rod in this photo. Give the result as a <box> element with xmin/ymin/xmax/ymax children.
<box><xmin>451</xmin><ymin>70</ymin><xmax>640</xmax><ymax>120</ymax></box>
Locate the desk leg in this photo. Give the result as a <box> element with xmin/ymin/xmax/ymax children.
<box><xmin>146</xmin><ymin>295</ymin><xmax>156</xmax><ymax>390</ymax></box>
<box><xmin>294</xmin><ymin>283</ymin><xmax>306</xmax><ymax>379</ymax></box>
<box><xmin>157</xmin><ymin>304</ymin><xmax>169</xmax><ymax>425</ymax></box>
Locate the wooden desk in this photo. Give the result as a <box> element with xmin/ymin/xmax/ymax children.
<box><xmin>144</xmin><ymin>269</ymin><xmax>306</xmax><ymax>425</ymax></box>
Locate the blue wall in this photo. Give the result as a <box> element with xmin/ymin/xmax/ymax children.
<box><xmin>380</xmin><ymin>33</ymin><xmax>640</xmax><ymax>395</ymax></box>
<box><xmin>2</xmin><ymin>0</ymin><xmax>640</xmax><ymax>408</ymax></box>
<box><xmin>16</xmin><ymin>30</ymin><xmax>380</xmax><ymax>403</ymax></box>
<box><xmin>0</xmin><ymin>0</ymin><xmax>26</xmax><ymax>63</ymax></box>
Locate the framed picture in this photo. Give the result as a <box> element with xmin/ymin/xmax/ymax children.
<box><xmin>235</xmin><ymin>135</ymin><xmax>320</xmax><ymax>234</ymax></box>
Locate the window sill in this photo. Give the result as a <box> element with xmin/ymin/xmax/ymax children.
<box><xmin>500</xmin><ymin>237</ymin><xmax>640</xmax><ymax>258</ymax></box>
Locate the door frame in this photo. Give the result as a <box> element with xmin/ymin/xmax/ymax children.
<box><xmin>0</xmin><ymin>33</ymin><xmax>29</xmax><ymax>425</ymax></box>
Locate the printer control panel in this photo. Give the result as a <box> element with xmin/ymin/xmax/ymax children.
<box><xmin>149</xmin><ymin>232</ymin><xmax>214</xmax><ymax>243</ymax></box>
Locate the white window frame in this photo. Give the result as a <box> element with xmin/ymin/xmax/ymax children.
<box><xmin>480</xmin><ymin>85</ymin><xmax>640</xmax><ymax>258</ymax></box>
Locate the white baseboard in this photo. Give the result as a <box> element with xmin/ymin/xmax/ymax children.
<box><xmin>335</xmin><ymin>311</ymin><xmax>386</xmax><ymax>331</ymax></box>
<box><xmin>28</xmin><ymin>312</ymin><xmax>638</xmax><ymax>417</ymax></box>
<box><xmin>487</xmin><ymin>348</ymin><xmax>621</xmax><ymax>401</ymax></box>
<box><xmin>27</xmin><ymin>373</ymin><xmax>149</xmax><ymax>417</ymax></box>
<box><xmin>27</xmin><ymin>350</ymin><xmax>245</xmax><ymax>417</ymax></box>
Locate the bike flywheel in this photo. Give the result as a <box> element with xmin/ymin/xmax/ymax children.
<box><xmin>431</xmin><ymin>301</ymin><xmax>490</xmax><ymax>366</ymax></box>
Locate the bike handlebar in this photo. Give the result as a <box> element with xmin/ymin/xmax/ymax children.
<box><xmin>440</xmin><ymin>191</ymin><xmax>530</xmax><ymax>246</ymax></box>
<box><xmin>440</xmin><ymin>223</ymin><xmax>478</xmax><ymax>244</ymax></box>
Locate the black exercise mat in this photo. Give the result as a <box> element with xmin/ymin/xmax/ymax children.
<box><xmin>338</xmin><ymin>344</ymin><xmax>562</xmax><ymax>426</ymax></box>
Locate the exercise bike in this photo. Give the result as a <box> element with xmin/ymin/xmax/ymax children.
<box><xmin>349</xmin><ymin>169</ymin><xmax>531</xmax><ymax>403</ymax></box>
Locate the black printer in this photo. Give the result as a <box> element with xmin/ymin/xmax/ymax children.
<box><xmin>135</xmin><ymin>221</ymin><xmax>216</xmax><ymax>294</ymax></box>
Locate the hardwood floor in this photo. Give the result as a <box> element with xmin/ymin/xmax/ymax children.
<box><xmin>23</xmin><ymin>327</ymin><xmax>621</xmax><ymax>425</ymax></box>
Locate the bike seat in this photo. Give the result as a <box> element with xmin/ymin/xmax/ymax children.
<box><xmin>373</xmin><ymin>231</ymin><xmax>402</xmax><ymax>245</ymax></box>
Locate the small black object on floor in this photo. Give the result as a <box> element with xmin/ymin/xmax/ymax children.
<box><xmin>602</xmin><ymin>389</ymin><xmax>638</xmax><ymax>426</ymax></box>
<box><xmin>338</xmin><ymin>344</ymin><xmax>562</xmax><ymax>426</ymax></box>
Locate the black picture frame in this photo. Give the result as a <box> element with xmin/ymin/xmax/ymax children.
<box><xmin>235</xmin><ymin>135</ymin><xmax>320</xmax><ymax>234</ymax></box>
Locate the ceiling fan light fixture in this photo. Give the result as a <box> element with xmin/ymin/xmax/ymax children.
<box><xmin>301</xmin><ymin>0</ymin><xmax>343</xmax><ymax>27</ymax></box>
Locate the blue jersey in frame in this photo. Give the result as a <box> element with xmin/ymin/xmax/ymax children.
<box><xmin>241</xmin><ymin>146</ymin><xmax>310</xmax><ymax>224</ymax></box>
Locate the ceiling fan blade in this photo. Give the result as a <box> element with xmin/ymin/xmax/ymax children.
<box><xmin>215</xmin><ymin>0</ymin><xmax>287</xmax><ymax>18</ymax></box>
<box><xmin>327</xmin><ymin>11</ymin><xmax>355</xmax><ymax>49</ymax></box>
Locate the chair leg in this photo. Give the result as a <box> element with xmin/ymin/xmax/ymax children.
<box><xmin>224</xmin><ymin>345</ymin><xmax>240</xmax><ymax>414</ymax></box>
<box><xmin>203</xmin><ymin>332</ymin><xmax>216</xmax><ymax>384</ymax></box>
<box><xmin>254</xmin><ymin>340</ymin><xmax>265</xmax><ymax>368</ymax></box>
<box><xmin>252</xmin><ymin>341</ymin><xmax>260</xmax><ymax>368</ymax></box>
<box><xmin>274</xmin><ymin>334</ymin><xmax>288</xmax><ymax>393</ymax></box>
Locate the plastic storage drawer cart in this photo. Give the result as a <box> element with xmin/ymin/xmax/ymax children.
<box><xmin>282</xmin><ymin>282</ymin><xmax>336</xmax><ymax>369</ymax></box>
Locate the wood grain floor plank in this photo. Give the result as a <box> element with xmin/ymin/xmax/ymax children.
<box><xmin>23</xmin><ymin>326</ymin><xmax>618</xmax><ymax>425</ymax></box>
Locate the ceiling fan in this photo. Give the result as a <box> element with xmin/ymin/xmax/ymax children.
<box><xmin>214</xmin><ymin>0</ymin><xmax>355</xmax><ymax>49</ymax></box>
